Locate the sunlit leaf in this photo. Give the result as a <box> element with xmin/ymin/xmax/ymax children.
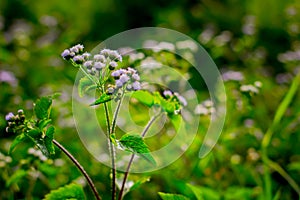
<box><xmin>43</xmin><ymin>183</ymin><xmax>85</xmax><ymax>200</ymax></box>
<box><xmin>9</xmin><ymin>134</ymin><xmax>26</xmax><ymax>154</ymax></box>
<box><xmin>132</xmin><ymin>90</ymin><xmax>154</xmax><ymax>107</ymax></box>
<box><xmin>119</xmin><ymin>134</ymin><xmax>156</xmax><ymax>165</ymax></box>
<box><xmin>158</xmin><ymin>192</ymin><xmax>190</xmax><ymax>200</ymax></box>
<box><xmin>38</xmin><ymin>119</ymin><xmax>52</xmax><ymax>130</ymax></box>
<box><xmin>34</xmin><ymin>96</ymin><xmax>52</xmax><ymax>120</ymax></box>
<box><xmin>187</xmin><ymin>184</ymin><xmax>220</xmax><ymax>200</ymax></box>
<box><xmin>90</xmin><ymin>93</ymin><xmax>111</xmax><ymax>106</ymax></box>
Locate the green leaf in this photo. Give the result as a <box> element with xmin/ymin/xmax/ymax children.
<box><xmin>169</xmin><ymin>114</ymin><xmax>182</xmax><ymax>132</ymax></box>
<box><xmin>9</xmin><ymin>134</ymin><xmax>26</xmax><ymax>154</ymax></box>
<box><xmin>128</xmin><ymin>176</ymin><xmax>151</xmax><ymax>193</ymax></box>
<box><xmin>45</xmin><ymin>126</ymin><xmax>55</xmax><ymax>155</ymax></box>
<box><xmin>119</xmin><ymin>134</ymin><xmax>156</xmax><ymax>165</ymax></box>
<box><xmin>43</xmin><ymin>183</ymin><xmax>85</xmax><ymax>200</ymax></box>
<box><xmin>27</xmin><ymin>129</ymin><xmax>42</xmax><ymax>139</ymax></box>
<box><xmin>34</xmin><ymin>96</ymin><xmax>52</xmax><ymax>119</ymax></box>
<box><xmin>158</xmin><ymin>192</ymin><xmax>190</xmax><ymax>200</ymax></box>
<box><xmin>90</xmin><ymin>93</ymin><xmax>111</xmax><ymax>106</ymax></box>
<box><xmin>6</xmin><ymin>169</ymin><xmax>27</xmax><ymax>187</ymax></box>
<box><xmin>187</xmin><ymin>184</ymin><xmax>220</xmax><ymax>200</ymax></box>
<box><xmin>38</xmin><ymin>119</ymin><xmax>52</xmax><ymax>130</ymax></box>
<box><xmin>78</xmin><ymin>76</ymin><xmax>96</xmax><ymax>97</ymax></box>
<box><xmin>132</xmin><ymin>90</ymin><xmax>154</xmax><ymax>107</ymax></box>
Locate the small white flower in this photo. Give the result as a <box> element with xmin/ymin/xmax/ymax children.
<box><xmin>94</xmin><ymin>54</ymin><xmax>106</xmax><ymax>62</ymax></box>
<box><xmin>132</xmin><ymin>73</ymin><xmax>140</xmax><ymax>81</ymax></box>
<box><xmin>116</xmin><ymin>80</ymin><xmax>123</xmax><ymax>88</ymax></box>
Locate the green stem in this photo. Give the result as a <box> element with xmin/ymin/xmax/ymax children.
<box><xmin>118</xmin><ymin>112</ymin><xmax>162</xmax><ymax>200</ymax></box>
<box><xmin>261</xmin><ymin>73</ymin><xmax>300</xmax><ymax>198</ymax></box>
<box><xmin>52</xmin><ymin>139</ymin><xmax>102</xmax><ymax>200</ymax></box>
<box><xmin>103</xmin><ymin>102</ymin><xmax>116</xmax><ymax>200</ymax></box>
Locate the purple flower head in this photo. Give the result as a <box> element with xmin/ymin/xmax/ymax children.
<box><xmin>70</xmin><ymin>46</ymin><xmax>79</xmax><ymax>54</ymax></box>
<box><xmin>106</xmin><ymin>86</ymin><xmax>115</xmax><ymax>94</ymax></box>
<box><xmin>83</xmin><ymin>61</ymin><xmax>93</xmax><ymax>69</ymax></box>
<box><xmin>163</xmin><ymin>90</ymin><xmax>173</xmax><ymax>98</ymax></box>
<box><xmin>94</xmin><ymin>54</ymin><xmax>106</xmax><ymax>62</ymax></box>
<box><xmin>132</xmin><ymin>81</ymin><xmax>141</xmax><ymax>90</ymax></box>
<box><xmin>111</xmin><ymin>70</ymin><xmax>121</xmax><ymax>78</ymax></box>
<box><xmin>94</xmin><ymin>62</ymin><xmax>105</xmax><ymax>70</ymax></box>
<box><xmin>119</xmin><ymin>74</ymin><xmax>130</xmax><ymax>84</ymax></box>
<box><xmin>82</xmin><ymin>52</ymin><xmax>91</xmax><ymax>59</ymax></box>
<box><xmin>61</xmin><ymin>49</ymin><xmax>71</xmax><ymax>60</ymax></box>
<box><xmin>115</xmin><ymin>80</ymin><xmax>123</xmax><ymax>88</ymax></box>
<box><xmin>132</xmin><ymin>73</ymin><xmax>140</xmax><ymax>81</ymax></box>
<box><xmin>73</xmin><ymin>55</ymin><xmax>84</xmax><ymax>64</ymax></box>
<box><xmin>176</xmin><ymin>95</ymin><xmax>187</xmax><ymax>106</ymax></box>
<box><xmin>109</xmin><ymin>61</ymin><xmax>118</xmax><ymax>70</ymax></box>
<box><xmin>5</xmin><ymin>112</ymin><xmax>15</xmax><ymax>121</ymax></box>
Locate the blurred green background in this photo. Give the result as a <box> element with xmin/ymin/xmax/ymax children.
<box><xmin>1</xmin><ymin>0</ymin><xmax>300</xmax><ymax>199</ymax></box>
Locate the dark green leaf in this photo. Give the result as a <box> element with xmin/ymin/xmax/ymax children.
<box><xmin>6</xmin><ymin>169</ymin><xmax>27</xmax><ymax>187</ymax></box>
<box><xmin>27</xmin><ymin>129</ymin><xmax>42</xmax><ymax>139</ymax></box>
<box><xmin>45</xmin><ymin>126</ymin><xmax>55</xmax><ymax>155</ymax></box>
<box><xmin>43</xmin><ymin>183</ymin><xmax>85</xmax><ymax>200</ymax></box>
<box><xmin>34</xmin><ymin>96</ymin><xmax>52</xmax><ymax>119</ymax></box>
<box><xmin>132</xmin><ymin>90</ymin><xmax>154</xmax><ymax>107</ymax></box>
<box><xmin>119</xmin><ymin>134</ymin><xmax>156</xmax><ymax>165</ymax></box>
<box><xmin>36</xmin><ymin>140</ymin><xmax>50</xmax><ymax>157</ymax></box>
<box><xmin>90</xmin><ymin>93</ymin><xmax>111</xmax><ymax>106</ymax></box>
<box><xmin>78</xmin><ymin>76</ymin><xmax>95</xmax><ymax>97</ymax></box>
<box><xmin>9</xmin><ymin>134</ymin><xmax>26</xmax><ymax>154</ymax></box>
<box><xmin>158</xmin><ymin>192</ymin><xmax>190</xmax><ymax>200</ymax></box>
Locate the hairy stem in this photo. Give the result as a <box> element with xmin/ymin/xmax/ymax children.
<box><xmin>52</xmin><ymin>139</ymin><xmax>101</xmax><ymax>200</ymax></box>
<box><xmin>118</xmin><ymin>113</ymin><xmax>162</xmax><ymax>200</ymax></box>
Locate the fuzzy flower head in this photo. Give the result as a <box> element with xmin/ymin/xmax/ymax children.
<box><xmin>61</xmin><ymin>44</ymin><xmax>85</xmax><ymax>61</ymax></box>
<box><xmin>5</xmin><ymin>110</ymin><xmax>26</xmax><ymax>133</ymax></box>
<box><xmin>107</xmin><ymin>67</ymin><xmax>141</xmax><ymax>96</ymax></box>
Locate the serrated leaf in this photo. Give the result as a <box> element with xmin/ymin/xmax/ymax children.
<box><xmin>132</xmin><ymin>90</ymin><xmax>154</xmax><ymax>107</ymax></box>
<box><xmin>158</xmin><ymin>192</ymin><xmax>190</xmax><ymax>200</ymax></box>
<box><xmin>38</xmin><ymin>119</ymin><xmax>52</xmax><ymax>130</ymax></box>
<box><xmin>45</xmin><ymin>126</ymin><xmax>55</xmax><ymax>155</ymax></box>
<box><xmin>119</xmin><ymin>134</ymin><xmax>156</xmax><ymax>165</ymax></box>
<box><xmin>9</xmin><ymin>134</ymin><xmax>26</xmax><ymax>154</ymax></box>
<box><xmin>78</xmin><ymin>76</ymin><xmax>95</xmax><ymax>97</ymax></box>
<box><xmin>6</xmin><ymin>169</ymin><xmax>27</xmax><ymax>187</ymax></box>
<box><xmin>43</xmin><ymin>183</ymin><xmax>85</xmax><ymax>200</ymax></box>
<box><xmin>34</xmin><ymin>96</ymin><xmax>52</xmax><ymax>119</ymax></box>
<box><xmin>90</xmin><ymin>93</ymin><xmax>111</xmax><ymax>106</ymax></box>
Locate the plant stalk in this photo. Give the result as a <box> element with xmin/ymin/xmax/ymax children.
<box><xmin>118</xmin><ymin>113</ymin><xmax>162</xmax><ymax>200</ymax></box>
<box><xmin>52</xmin><ymin>139</ymin><xmax>102</xmax><ymax>200</ymax></box>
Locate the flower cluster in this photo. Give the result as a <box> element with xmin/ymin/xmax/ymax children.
<box><xmin>61</xmin><ymin>44</ymin><xmax>122</xmax><ymax>76</ymax></box>
<box><xmin>107</xmin><ymin>67</ymin><xmax>141</xmax><ymax>95</ymax></box>
<box><xmin>5</xmin><ymin>109</ymin><xmax>26</xmax><ymax>132</ymax></box>
<box><xmin>163</xmin><ymin>90</ymin><xmax>187</xmax><ymax>107</ymax></box>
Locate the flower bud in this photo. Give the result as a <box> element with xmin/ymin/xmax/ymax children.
<box><xmin>109</xmin><ymin>61</ymin><xmax>118</xmax><ymax>70</ymax></box>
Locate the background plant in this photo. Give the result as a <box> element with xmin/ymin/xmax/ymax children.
<box><xmin>1</xmin><ymin>0</ymin><xmax>300</xmax><ymax>199</ymax></box>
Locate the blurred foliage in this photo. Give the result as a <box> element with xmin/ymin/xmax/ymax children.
<box><xmin>1</xmin><ymin>0</ymin><xmax>300</xmax><ymax>199</ymax></box>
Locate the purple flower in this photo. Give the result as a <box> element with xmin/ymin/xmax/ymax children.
<box><xmin>177</xmin><ymin>95</ymin><xmax>187</xmax><ymax>106</ymax></box>
<box><xmin>94</xmin><ymin>54</ymin><xmax>105</xmax><ymax>62</ymax></box>
<box><xmin>132</xmin><ymin>81</ymin><xmax>141</xmax><ymax>90</ymax></box>
<box><xmin>119</xmin><ymin>74</ymin><xmax>130</xmax><ymax>84</ymax></box>
<box><xmin>83</xmin><ymin>61</ymin><xmax>93</xmax><ymax>69</ymax></box>
<box><xmin>5</xmin><ymin>112</ymin><xmax>15</xmax><ymax>121</ymax></box>
<box><xmin>116</xmin><ymin>80</ymin><xmax>123</xmax><ymax>88</ymax></box>
<box><xmin>163</xmin><ymin>90</ymin><xmax>173</xmax><ymax>98</ymax></box>
<box><xmin>109</xmin><ymin>61</ymin><xmax>118</xmax><ymax>70</ymax></box>
<box><xmin>111</xmin><ymin>70</ymin><xmax>121</xmax><ymax>77</ymax></box>
<box><xmin>132</xmin><ymin>73</ymin><xmax>140</xmax><ymax>81</ymax></box>
<box><xmin>73</xmin><ymin>55</ymin><xmax>84</xmax><ymax>64</ymax></box>
<box><xmin>61</xmin><ymin>49</ymin><xmax>71</xmax><ymax>60</ymax></box>
<box><xmin>94</xmin><ymin>62</ymin><xmax>105</xmax><ymax>70</ymax></box>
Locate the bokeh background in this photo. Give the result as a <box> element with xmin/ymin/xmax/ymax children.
<box><xmin>1</xmin><ymin>0</ymin><xmax>300</xmax><ymax>199</ymax></box>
